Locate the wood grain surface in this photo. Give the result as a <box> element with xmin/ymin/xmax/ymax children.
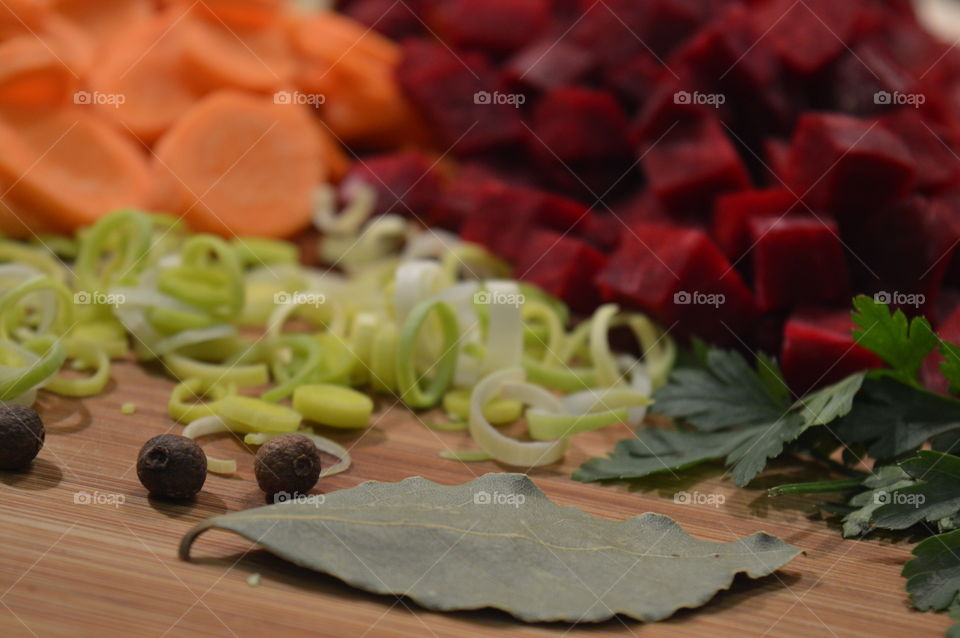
<box><xmin>0</xmin><ymin>359</ymin><xmax>950</xmax><ymax>637</ymax></box>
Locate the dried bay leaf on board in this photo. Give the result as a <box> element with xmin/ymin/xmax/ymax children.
<box><xmin>180</xmin><ymin>473</ymin><xmax>801</xmax><ymax>623</ymax></box>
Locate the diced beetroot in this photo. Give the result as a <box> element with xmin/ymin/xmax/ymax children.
<box><xmin>515</xmin><ymin>230</ymin><xmax>606</xmax><ymax>312</ymax></box>
<box><xmin>342</xmin><ymin>0</ymin><xmax>424</xmax><ymax>39</ymax></box>
<box><xmin>843</xmin><ymin>195</ymin><xmax>955</xmax><ymax>315</ymax></box>
<box><xmin>640</xmin><ymin>116</ymin><xmax>752</xmax><ymax>215</ymax></box>
<box><xmin>396</xmin><ymin>40</ymin><xmax>523</xmax><ymax>155</ymax></box>
<box><xmin>595</xmin><ymin>223</ymin><xmax>756</xmax><ymax>344</ymax></box>
<box><xmin>748</xmin><ymin>216</ymin><xmax>849</xmax><ymax>312</ymax></box>
<box><xmin>880</xmin><ymin>109</ymin><xmax>959</xmax><ymax>192</ymax></box>
<box><xmin>426</xmin><ymin>0</ymin><xmax>551</xmax><ymax>56</ymax></box>
<box><xmin>750</xmin><ymin>0</ymin><xmax>862</xmax><ymax>75</ymax></box>
<box><xmin>503</xmin><ymin>39</ymin><xmax>595</xmax><ymax>92</ymax></box>
<box><xmin>781</xmin><ymin>308</ymin><xmax>884</xmax><ymax>395</ymax></box>
<box><xmin>341</xmin><ymin>151</ymin><xmax>444</xmax><ymax>219</ymax></box>
<box><xmin>786</xmin><ymin>113</ymin><xmax>915</xmax><ymax>215</ymax></box>
<box><xmin>713</xmin><ymin>188</ymin><xmax>797</xmax><ymax>260</ymax></box>
<box><xmin>458</xmin><ymin>179</ymin><xmax>590</xmax><ymax>260</ymax></box>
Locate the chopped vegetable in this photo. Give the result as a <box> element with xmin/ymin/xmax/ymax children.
<box><xmin>293</xmin><ymin>384</ymin><xmax>373</xmax><ymax>429</ymax></box>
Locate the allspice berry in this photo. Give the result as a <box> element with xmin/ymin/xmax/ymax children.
<box><xmin>254</xmin><ymin>434</ymin><xmax>321</xmax><ymax>499</ymax></box>
<box><xmin>137</xmin><ymin>434</ymin><xmax>206</xmax><ymax>499</ymax></box>
<box><xmin>0</xmin><ymin>404</ymin><xmax>44</xmax><ymax>470</ymax></box>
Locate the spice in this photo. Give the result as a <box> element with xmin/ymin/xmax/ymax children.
<box><xmin>0</xmin><ymin>404</ymin><xmax>44</xmax><ymax>470</ymax></box>
<box><xmin>136</xmin><ymin>434</ymin><xmax>206</xmax><ymax>499</ymax></box>
<box><xmin>254</xmin><ymin>434</ymin><xmax>321</xmax><ymax>499</ymax></box>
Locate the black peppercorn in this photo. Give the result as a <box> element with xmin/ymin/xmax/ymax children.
<box><xmin>137</xmin><ymin>434</ymin><xmax>206</xmax><ymax>499</ymax></box>
<box><xmin>254</xmin><ymin>434</ymin><xmax>321</xmax><ymax>499</ymax></box>
<box><xmin>0</xmin><ymin>404</ymin><xmax>44</xmax><ymax>470</ymax></box>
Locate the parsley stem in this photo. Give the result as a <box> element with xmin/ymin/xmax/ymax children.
<box><xmin>767</xmin><ymin>478</ymin><xmax>863</xmax><ymax>496</ymax></box>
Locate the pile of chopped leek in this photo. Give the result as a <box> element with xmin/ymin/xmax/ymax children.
<box><xmin>0</xmin><ymin>183</ymin><xmax>675</xmax><ymax>471</ymax></box>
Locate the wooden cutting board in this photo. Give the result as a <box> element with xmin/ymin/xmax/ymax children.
<box><xmin>0</xmin><ymin>359</ymin><xmax>950</xmax><ymax>637</ymax></box>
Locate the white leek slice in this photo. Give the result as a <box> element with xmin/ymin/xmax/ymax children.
<box><xmin>469</xmin><ymin>368</ymin><xmax>568</xmax><ymax>467</ymax></box>
<box><xmin>393</xmin><ymin>259</ymin><xmax>444</xmax><ymax>324</ymax></box>
<box><xmin>183</xmin><ymin>415</ymin><xmax>238</xmax><ymax>474</ymax></box>
<box><xmin>481</xmin><ymin>280</ymin><xmax>523</xmax><ymax>374</ymax></box>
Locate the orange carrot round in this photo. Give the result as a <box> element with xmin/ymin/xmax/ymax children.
<box><xmin>0</xmin><ymin>36</ymin><xmax>75</xmax><ymax>107</ymax></box>
<box><xmin>151</xmin><ymin>91</ymin><xmax>323</xmax><ymax>238</ymax></box>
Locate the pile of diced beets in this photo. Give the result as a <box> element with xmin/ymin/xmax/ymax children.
<box><xmin>337</xmin><ymin>0</ymin><xmax>960</xmax><ymax>396</ymax></box>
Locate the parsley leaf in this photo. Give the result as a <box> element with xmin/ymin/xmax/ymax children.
<box><xmin>904</xmin><ymin>530</ymin><xmax>960</xmax><ymax>612</ymax></box>
<box><xmin>941</xmin><ymin>341</ymin><xmax>960</xmax><ymax>395</ymax></box>
<box><xmin>871</xmin><ymin>451</ymin><xmax>960</xmax><ymax>531</ymax></box>
<box><xmin>835</xmin><ymin>378</ymin><xmax>960</xmax><ymax>461</ymax></box>
<box><xmin>653</xmin><ymin>348</ymin><xmax>790</xmax><ymax>431</ymax></box>
<box><xmin>851</xmin><ymin>294</ymin><xmax>938</xmax><ymax>386</ymax></box>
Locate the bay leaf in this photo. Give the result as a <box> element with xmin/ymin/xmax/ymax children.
<box><xmin>180</xmin><ymin>473</ymin><xmax>801</xmax><ymax>623</ymax></box>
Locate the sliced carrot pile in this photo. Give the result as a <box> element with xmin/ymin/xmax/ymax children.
<box><xmin>0</xmin><ymin>1</ymin><xmax>429</xmax><ymax>237</ymax></box>
<box><xmin>0</xmin><ymin>106</ymin><xmax>151</xmax><ymax>235</ymax></box>
<box><xmin>151</xmin><ymin>91</ymin><xmax>322</xmax><ymax>238</ymax></box>
<box><xmin>180</xmin><ymin>17</ymin><xmax>295</xmax><ymax>93</ymax></box>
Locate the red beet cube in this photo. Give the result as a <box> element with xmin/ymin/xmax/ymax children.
<box><xmin>713</xmin><ymin>188</ymin><xmax>797</xmax><ymax>260</ymax></box>
<box><xmin>529</xmin><ymin>87</ymin><xmax>632</xmax><ymax>164</ymax></box>
<box><xmin>641</xmin><ymin>116</ymin><xmax>752</xmax><ymax>214</ymax></box>
<box><xmin>748</xmin><ymin>216</ymin><xmax>849</xmax><ymax>311</ymax></box>
<box><xmin>751</xmin><ymin>0</ymin><xmax>862</xmax><ymax>75</ymax></box>
<box><xmin>830</xmin><ymin>40</ymin><xmax>911</xmax><ymax>115</ymax></box>
<box><xmin>844</xmin><ymin>195</ymin><xmax>955</xmax><ymax>315</ymax></box>
<box><xmin>396</xmin><ymin>40</ymin><xmax>523</xmax><ymax>155</ymax></box>
<box><xmin>786</xmin><ymin>113</ymin><xmax>915</xmax><ymax>215</ymax></box>
<box><xmin>595</xmin><ymin>223</ymin><xmax>756</xmax><ymax>344</ymax></box>
<box><xmin>515</xmin><ymin>230</ymin><xmax>606</xmax><ymax>312</ymax></box>
<box><xmin>429</xmin><ymin>165</ymin><xmax>492</xmax><ymax>230</ymax></box>
<box><xmin>341</xmin><ymin>151</ymin><xmax>444</xmax><ymax>219</ymax></box>
<box><xmin>781</xmin><ymin>308</ymin><xmax>884</xmax><ymax>395</ymax></box>
<box><xmin>427</xmin><ymin>0</ymin><xmax>551</xmax><ymax>56</ymax></box>
<box><xmin>604</xmin><ymin>53</ymin><xmax>662</xmax><ymax>106</ymax></box>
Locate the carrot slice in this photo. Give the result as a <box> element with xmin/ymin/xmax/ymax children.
<box><xmin>179</xmin><ymin>17</ymin><xmax>295</xmax><ymax>93</ymax></box>
<box><xmin>312</xmin><ymin>118</ymin><xmax>350</xmax><ymax>182</ymax></box>
<box><xmin>0</xmin><ymin>106</ymin><xmax>151</xmax><ymax>233</ymax></box>
<box><xmin>52</xmin><ymin>0</ymin><xmax>154</xmax><ymax>44</ymax></box>
<box><xmin>85</xmin><ymin>13</ymin><xmax>198</xmax><ymax>144</ymax></box>
<box><xmin>0</xmin><ymin>0</ymin><xmax>52</xmax><ymax>40</ymax></box>
<box><xmin>0</xmin><ymin>36</ymin><xmax>75</xmax><ymax>107</ymax></box>
<box><xmin>151</xmin><ymin>91</ymin><xmax>322</xmax><ymax>238</ymax></box>
<box><xmin>290</xmin><ymin>12</ymin><xmax>400</xmax><ymax>68</ymax></box>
